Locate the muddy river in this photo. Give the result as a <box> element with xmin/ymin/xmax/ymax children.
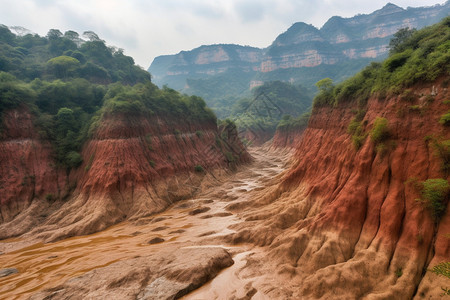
<box><xmin>0</xmin><ymin>147</ymin><xmax>291</xmax><ymax>299</ymax></box>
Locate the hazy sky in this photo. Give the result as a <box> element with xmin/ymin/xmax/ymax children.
<box><xmin>0</xmin><ymin>0</ymin><xmax>447</xmax><ymax>69</ymax></box>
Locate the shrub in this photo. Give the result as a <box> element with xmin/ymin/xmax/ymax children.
<box><xmin>149</xmin><ymin>160</ymin><xmax>155</xmax><ymax>168</ymax></box>
<box><xmin>348</xmin><ymin>111</ymin><xmax>367</xmax><ymax>150</ymax></box>
<box><xmin>194</xmin><ymin>165</ymin><xmax>204</xmax><ymax>173</ymax></box>
<box><xmin>370</xmin><ymin>117</ymin><xmax>389</xmax><ymax>144</ymax></box>
<box><xmin>384</xmin><ymin>49</ymin><xmax>412</xmax><ymax>72</ymax></box>
<box><xmin>352</xmin><ymin>134</ymin><xmax>366</xmax><ymax>150</ymax></box>
<box><xmin>347</xmin><ymin>118</ymin><xmax>361</xmax><ymax>135</ymax></box>
<box><xmin>439</xmin><ymin>111</ymin><xmax>450</xmax><ymax>125</ymax></box>
<box><xmin>417</xmin><ymin>178</ymin><xmax>450</xmax><ymax>222</ymax></box>
<box><xmin>376</xmin><ymin>143</ymin><xmax>388</xmax><ymax>157</ymax></box>
<box><xmin>195</xmin><ymin>130</ymin><xmax>203</xmax><ymax>138</ymax></box>
<box><xmin>430</xmin><ymin>139</ymin><xmax>450</xmax><ymax>175</ymax></box>
<box><xmin>65</xmin><ymin>151</ymin><xmax>83</xmax><ymax>168</ymax></box>
<box><xmin>225</xmin><ymin>151</ymin><xmax>235</xmax><ymax>162</ymax></box>
<box><xmin>408</xmin><ymin>105</ymin><xmax>421</xmax><ymax>112</ymax></box>
<box><xmin>395</xmin><ymin>268</ymin><xmax>403</xmax><ymax>278</ymax></box>
<box><xmin>430</xmin><ymin>261</ymin><xmax>450</xmax><ymax>279</ymax></box>
<box><xmin>45</xmin><ymin>193</ymin><xmax>55</xmax><ymax>201</ymax></box>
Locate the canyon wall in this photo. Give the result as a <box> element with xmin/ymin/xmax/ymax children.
<box><xmin>0</xmin><ymin>108</ymin><xmax>68</xmax><ymax>225</ymax></box>
<box><xmin>0</xmin><ymin>108</ymin><xmax>250</xmax><ymax>241</ymax></box>
<box><xmin>230</xmin><ymin>79</ymin><xmax>450</xmax><ymax>298</ymax></box>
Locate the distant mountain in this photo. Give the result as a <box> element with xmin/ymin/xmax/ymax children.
<box><xmin>149</xmin><ymin>1</ymin><xmax>450</xmax><ymax>117</ymax></box>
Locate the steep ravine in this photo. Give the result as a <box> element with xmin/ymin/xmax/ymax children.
<box><xmin>0</xmin><ymin>76</ymin><xmax>448</xmax><ymax>299</ymax></box>
<box><xmin>0</xmin><ymin>108</ymin><xmax>250</xmax><ymax>244</ymax></box>
<box><xmin>0</xmin><ymin>82</ymin><xmax>448</xmax><ymax>299</ymax></box>
<box><xmin>227</xmin><ymin>79</ymin><xmax>450</xmax><ymax>298</ymax></box>
<box><xmin>0</xmin><ymin>147</ymin><xmax>291</xmax><ymax>299</ymax></box>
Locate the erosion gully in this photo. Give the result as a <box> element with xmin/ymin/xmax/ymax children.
<box><xmin>0</xmin><ymin>147</ymin><xmax>291</xmax><ymax>299</ymax></box>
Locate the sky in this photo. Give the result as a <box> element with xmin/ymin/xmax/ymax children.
<box><xmin>0</xmin><ymin>0</ymin><xmax>447</xmax><ymax>69</ymax></box>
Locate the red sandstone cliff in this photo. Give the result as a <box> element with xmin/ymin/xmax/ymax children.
<box><xmin>230</xmin><ymin>79</ymin><xmax>449</xmax><ymax>298</ymax></box>
<box><xmin>0</xmin><ymin>108</ymin><xmax>68</xmax><ymax>226</ymax></box>
<box><xmin>0</xmin><ymin>109</ymin><xmax>250</xmax><ymax>241</ymax></box>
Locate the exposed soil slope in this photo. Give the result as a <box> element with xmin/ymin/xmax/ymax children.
<box><xmin>0</xmin><ymin>108</ymin><xmax>250</xmax><ymax>242</ymax></box>
<box><xmin>0</xmin><ymin>108</ymin><xmax>68</xmax><ymax>226</ymax></box>
<box><xmin>228</xmin><ymin>79</ymin><xmax>450</xmax><ymax>298</ymax></box>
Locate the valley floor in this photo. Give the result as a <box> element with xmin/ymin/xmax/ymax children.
<box><xmin>0</xmin><ymin>146</ymin><xmax>292</xmax><ymax>300</ymax></box>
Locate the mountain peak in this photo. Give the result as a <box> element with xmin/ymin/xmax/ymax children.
<box><xmin>273</xmin><ymin>22</ymin><xmax>322</xmax><ymax>46</ymax></box>
<box><xmin>377</xmin><ymin>2</ymin><xmax>404</xmax><ymax>14</ymax></box>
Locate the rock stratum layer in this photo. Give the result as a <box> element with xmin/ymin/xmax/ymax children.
<box><xmin>0</xmin><ymin>108</ymin><xmax>68</xmax><ymax>224</ymax></box>
<box><xmin>228</xmin><ymin>79</ymin><xmax>450</xmax><ymax>298</ymax></box>
<box><xmin>149</xmin><ymin>2</ymin><xmax>450</xmax><ymax>95</ymax></box>
<box><xmin>0</xmin><ymin>108</ymin><xmax>250</xmax><ymax>242</ymax></box>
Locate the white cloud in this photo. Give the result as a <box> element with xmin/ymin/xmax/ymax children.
<box><xmin>0</xmin><ymin>0</ymin><xmax>447</xmax><ymax>68</ymax></box>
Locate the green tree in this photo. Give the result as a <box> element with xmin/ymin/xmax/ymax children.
<box><xmin>0</xmin><ymin>24</ymin><xmax>15</xmax><ymax>44</ymax></box>
<box><xmin>314</xmin><ymin>78</ymin><xmax>335</xmax><ymax>106</ymax></box>
<box><xmin>369</xmin><ymin>117</ymin><xmax>389</xmax><ymax>144</ymax></box>
<box><xmin>64</xmin><ymin>30</ymin><xmax>81</xmax><ymax>45</ymax></box>
<box><xmin>389</xmin><ymin>28</ymin><xmax>417</xmax><ymax>54</ymax></box>
<box><xmin>316</xmin><ymin>78</ymin><xmax>334</xmax><ymax>94</ymax></box>
<box><xmin>47</xmin><ymin>56</ymin><xmax>80</xmax><ymax>78</ymax></box>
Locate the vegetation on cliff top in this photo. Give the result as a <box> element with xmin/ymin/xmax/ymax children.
<box><xmin>103</xmin><ymin>83</ymin><xmax>215</xmax><ymax>122</ymax></box>
<box><xmin>0</xmin><ymin>27</ymin><xmax>216</xmax><ymax>169</ymax></box>
<box><xmin>314</xmin><ymin>17</ymin><xmax>450</xmax><ymax>107</ymax></box>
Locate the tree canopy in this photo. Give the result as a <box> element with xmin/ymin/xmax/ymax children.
<box><xmin>0</xmin><ymin>26</ymin><xmax>150</xmax><ymax>84</ymax></box>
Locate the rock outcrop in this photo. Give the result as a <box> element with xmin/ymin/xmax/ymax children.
<box><xmin>229</xmin><ymin>78</ymin><xmax>450</xmax><ymax>298</ymax></box>
<box><xmin>0</xmin><ymin>108</ymin><xmax>250</xmax><ymax>241</ymax></box>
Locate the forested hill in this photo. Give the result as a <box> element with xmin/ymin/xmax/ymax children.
<box><xmin>0</xmin><ymin>26</ymin><xmax>150</xmax><ymax>84</ymax></box>
<box><xmin>0</xmin><ymin>26</ymin><xmax>215</xmax><ymax>170</ymax></box>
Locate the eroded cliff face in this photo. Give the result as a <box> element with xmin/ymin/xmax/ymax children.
<box><xmin>0</xmin><ymin>109</ymin><xmax>250</xmax><ymax>241</ymax></box>
<box><xmin>0</xmin><ymin>108</ymin><xmax>68</xmax><ymax>226</ymax></box>
<box><xmin>229</xmin><ymin>79</ymin><xmax>449</xmax><ymax>298</ymax></box>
